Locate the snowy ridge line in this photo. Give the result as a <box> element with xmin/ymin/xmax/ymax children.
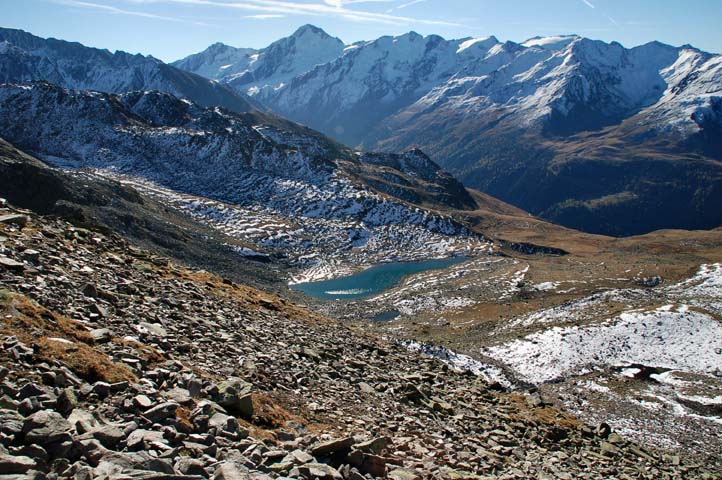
<box><xmin>193</xmin><ymin>28</ymin><xmax>722</xmax><ymax>139</ymax></box>
<box><xmin>0</xmin><ymin>27</ymin><xmax>256</xmax><ymax>113</ymax></box>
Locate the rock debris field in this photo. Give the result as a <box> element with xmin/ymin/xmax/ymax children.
<box><xmin>0</xmin><ymin>204</ymin><xmax>719</xmax><ymax>479</ymax></box>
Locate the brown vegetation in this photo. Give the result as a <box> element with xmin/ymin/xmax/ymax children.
<box><xmin>0</xmin><ymin>291</ymin><xmax>136</xmax><ymax>383</ymax></box>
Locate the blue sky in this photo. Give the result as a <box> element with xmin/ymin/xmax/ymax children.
<box><xmin>3</xmin><ymin>0</ymin><xmax>721</xmax><ymax>62</ymax></box>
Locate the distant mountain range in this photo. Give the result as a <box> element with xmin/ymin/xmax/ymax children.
<box><xmin>175</xmin><ymin>26</ymin><xmax>722</xmax><ymax>235</ymax></box>
<box><xmin>0</xmin><ymin>25</ymin><xmax>720</xmax><ymax>236</ymax></box>
<box><xmin>0</xmin><ymin>27</ymin><xmax>258</xmax><ymax>113</ymax></box>
<box><xmin>172</xmin><ymin>24</ymin><xmax>346</xmax><ymax>96</ymax></box>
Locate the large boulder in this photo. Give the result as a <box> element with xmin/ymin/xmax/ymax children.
<box><xmin>212</xmin><ymin>462</ymin><xmax>250</xmax><ymax>480</ymax></box>
<box><xmin>216</xmin><ymin>379</ymin><xmax>253</xmax><ymax>418</ymax></box>
<box><xmin>299</xmin><ymin>463</ymin><xmax>344</xmax><ymax>480</ymax></box>
<box><xmin>21</xmin><ymin>410</ymin><xmax>74</xmax><ymax>459</ymax></box>
<box><xmin>310</xmin><ymin>437</ymin><xmax>355</xmax><ymax>457</ymax></box>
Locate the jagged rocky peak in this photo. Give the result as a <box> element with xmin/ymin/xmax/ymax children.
<box><xmin>170</xmin><ymin>42</ymin><xmax>259</xmax><ymax>80</ymax></box>
<box><xmin>361</xmin><ymin>148</ymin><xmax>442</xmax><ymax>180</ymax></box>
<box><xmin>290</xmin><ymin>23</ymin><xmax>339</xmax><ymax>41</ymax></box>
<box><xmin>0</xmin><ymin>27</ymin><xmax>61</xmax><ymax>51</ymax></box>
<box><xmin>207</xmin><ymin>41</ymin><xmax>236</xmax><ymax>52</ymax></box>
<box><xmin>365</xmin><ymin>30</ymin><xmax>445</xmax><ymax>52</ymax></box>
<box><xmin>120</xmin><ymin>90</ymin><xmax>197</xmax><ymax>126</ymax></box>
<box><xmin>256</xmin><ymin>23</ymin><xmax>345</xmax><ymax>75</ymax></box>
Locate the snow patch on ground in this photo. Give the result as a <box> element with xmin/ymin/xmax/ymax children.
<box><xmin>534</xmin><ymin>281</ymin><xmax>559</xmax><ymax>291</ymax></box>
<box><xmin>401</xmin><ymin>340</ymin><xmax>511</xmax><ymax>387</ymax></box>
<box><xmin>485</xmin><ymin>304</ymin><xmax>722</xmax><ymax>384</ymax></box>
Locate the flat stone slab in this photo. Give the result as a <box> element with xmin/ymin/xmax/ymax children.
<box><xmin>0</xmin><ymin>256</ymin><xmax>24</xmax><ymax>271</ymax></box>
<box><xmin>0</xmin><ymin>214</ymin><xmax>28</xmax><ymax>227</ymax></box>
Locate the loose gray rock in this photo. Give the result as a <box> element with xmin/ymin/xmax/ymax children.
<box><xmin>212</xmin><ymin>462</ymin><xmax>249</xmax><ymax>480</ymax></box>
<box><xmin>142</xmin><ymin>402</ymin><xmax>179</xmax><ymax>423</ymax></box>
<box><xmin>310</xmin><ymin>437</ymin><xmax>355</xmax><ymax>457</ymax></box>
<box><xmin>0</xmin><ymin>453</ymin><xmax>36</xmax><ymax>474</ymax></box>
<box><xmin>298</xmin><ymin>463</ymin><xmax>344</xmax><ymax>480</ymax></box>
<box><xmin>21</xmin><ymin>410</ymin><xmax>72</xmax><ymax>445</ymax></box>
<box><xmin>89</xmin><ymin>328</ymin><xmax>112</xmax><ymax>344</ymax></box>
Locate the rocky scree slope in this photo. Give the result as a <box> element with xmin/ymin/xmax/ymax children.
<box><xmin>0</xmin><ymin>82</ymin><xmax>484</xmax><ymax>283</ymax></box>
<box><xmin>177</xmin><ymin>28</ymin><xmax>722</xmax><ymax>235</ymax></box>
<box><xmin>0</xmin><ymin>205</ymin><xmax>716</xmax><ymax>479</ymax></box>
<box><xmin>0</xmin><ymin>27</ymin><xmax>258</xmax><ymax>114</ymax></box>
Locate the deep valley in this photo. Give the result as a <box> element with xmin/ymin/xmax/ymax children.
<box><xmin>0</xmin><ymin>17</ymin><xmax>721</xmax><ymax>480</ymax></box>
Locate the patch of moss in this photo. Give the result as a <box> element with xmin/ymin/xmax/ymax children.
<box><xmin>0</xmin><ymin>289</ymin><xmax>12</xmax><ymax>304</ymax></box>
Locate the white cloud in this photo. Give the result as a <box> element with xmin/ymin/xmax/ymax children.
<box><xmin>244</xmin><ymin>13</ymin><xmax>285</xmax><ymax>18</ymax></box>
<box><xmin>324</xmin><ymin>0</ymin><xmax>393</xmax><ymax>6</ymax></box>
<box><xmin>396</xmin><ymin>0</ymin><xmax>427</xmax><ymax>10</ymax></box>
<box><xmin>52</xmin><ymin>0</ymin><xmax>211</xmax><ymax>24</ymax></box>
<box><xmin>121</xmin><ymin>0</ymin><xmax>462</xmax><ymax>27</ymax></box>
<box><xmin>582</xmin><ymin>0</ymin><xmax>595</xmax><ymax>8</ymax></box>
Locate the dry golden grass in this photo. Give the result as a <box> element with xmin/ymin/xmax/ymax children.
<box><xmin>507</xmin><ymin>393</ymin><xmax>583</xmax><ymax>430</ymax></box>
<box><xmin>116</xmin><ymin>337</ymin><xmax>166</xmax><ymax>365</ymax></box>
<box><xmin>175</xmin><ymin>405</ymin><xmax>195</xmax><ymax>432</ymax></box>
<box><xmin>250</xmin><ymin>392</ymin><xmax>297</xmax><ymax>429</ymax></box>
<box><xmin>0</xmin><ymin>291</ymin><xmax>136</xmax><ymax>384</ymax></box>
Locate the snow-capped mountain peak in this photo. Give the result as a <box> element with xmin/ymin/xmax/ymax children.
<box><xmin>174</xmin><ymin>24</ymin><xmax>346</xmax><ymax>95</ymax></box>
<box><xmin>290</xmin><ymin>23</ymin><xmax>337</xmax><ymax>40</ymax></box>
<box><xmin>174</xmin><ymin>27</ymin><xmax>718</xmax><ymax>235</ymax></box>
<box><xmin>522</xmin><ymin>35</ymin><xmax>580</xmax><ymax>51</ymax></box>
<box><xmin>457</xmin><ymin>36</ymin><xmax>499</xmax><ymax>54</ymax></box>
<box><xmin>171</xmin><ymin>42</ymin><xmax>258</xmax><ymax>80</ymax></box>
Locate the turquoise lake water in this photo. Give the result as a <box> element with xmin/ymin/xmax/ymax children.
<box><xmin>290</xmin><ymin>257</ymin><xmax>466</xmax><ymax>300</ymax></box>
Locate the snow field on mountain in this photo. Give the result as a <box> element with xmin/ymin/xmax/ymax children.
<box><xmin>485</xmin><ymin>305</ymin><xmax>722</xmax><ymax>384</ymax></box>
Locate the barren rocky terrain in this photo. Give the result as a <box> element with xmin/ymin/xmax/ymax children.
<box><xmin>4</xmin><ymin>202</ymin><xmax>720</xmax><ymax>479</ymax></box>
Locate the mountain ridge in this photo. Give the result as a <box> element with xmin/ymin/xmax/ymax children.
<box><xmin>172</xmin><ymin>24</ymin><xmax>346</xmax><ymax>95</ymax></box>
<box><xmin>0</xmin><ymin>26</ymin><xmax>259</xmax><ymax>113</ymax></box>
<box><xmin>174</xmin><ymin>26</ymin><xmax>722</xmax><ymax>236</ymax></box>
<box><xmin>0</xmin><ymin>81</ymin><xmax>487</xmax><ymax>284</ymax></box>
